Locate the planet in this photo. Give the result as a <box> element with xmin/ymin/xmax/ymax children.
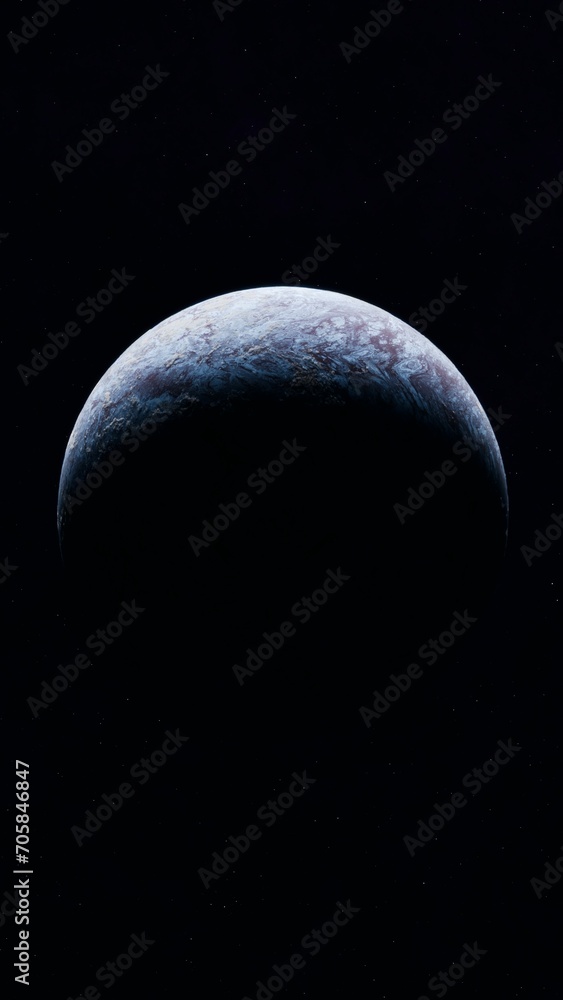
<box><xmin>57</xmin><ymin>285</ymin><xmax>508</xmax><ymax>692</ymax></box>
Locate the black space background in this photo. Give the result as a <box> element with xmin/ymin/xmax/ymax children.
<box><xmin>1</xmin><ymin>1</ymin><xmax>563</xmax><ymax>997</ymax></box>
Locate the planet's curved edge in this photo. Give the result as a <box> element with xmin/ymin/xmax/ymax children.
<box><xmin>57</xmin><ymin>285</ymin><xmax>509</xmax><ymax>548</ymax></box>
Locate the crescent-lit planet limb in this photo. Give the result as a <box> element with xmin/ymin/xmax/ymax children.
<box><xmin>57</xmin><ymin>285</ymin><xmax>508</xmax><ymax>681</ymax></box>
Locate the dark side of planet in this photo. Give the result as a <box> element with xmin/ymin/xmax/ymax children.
<box><xmin>57</xmin><ymin>285</ymin><xmax>508</xmax><ymax>708</ymax></box>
